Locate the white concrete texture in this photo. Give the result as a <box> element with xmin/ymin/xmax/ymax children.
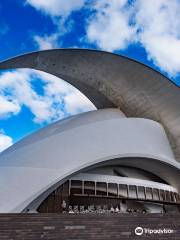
<box><xmin>0</xmin><ymin>109</ymin><xmax>179</xmax><ymax>212</ymax></box>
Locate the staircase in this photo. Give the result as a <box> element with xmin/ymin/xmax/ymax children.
<box><xmin>0</xmin><ymin>213</ymin><xmax>179</xmax><ymax>239</ymax></box>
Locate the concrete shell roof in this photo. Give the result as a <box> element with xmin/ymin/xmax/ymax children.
<box><xmin>2</xmin><ymin>108</ymin><xmax>126</xmax><ymax>155</ymax></box>
<box><xmin>0</xmin><ymin>108</ymin><xmax>179</xmax><ymax>212</ymax></box>
<box><xmin>0</xmin><ymin>49</ymin><xmax>180</xmax><ymax>161</ymax></box>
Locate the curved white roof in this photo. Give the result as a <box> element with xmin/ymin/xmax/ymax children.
<box><xmin>2</xmin><ymin>108</ymin><xmax>125</xmax><ymax>155</ymax></box>
<box><xmin>0</xmin><ymin>108</ymin><xmax>179</xmax><ymax>213</ymax></box>
<box><xmin>1</xmin><ymin>49</ymin><xmax>180</xmax><ymax>161</ymax></box>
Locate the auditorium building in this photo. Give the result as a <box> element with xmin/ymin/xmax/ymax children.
<box><xmin>0</xmin><ymin>49</ymin><xmax>179</xmax><ymax>214</ymax></box>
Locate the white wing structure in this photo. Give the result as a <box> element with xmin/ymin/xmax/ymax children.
<box><xmin>0</xmin><ymin>49</ymin><xmax>179</xmax><ymax>213</ymax></box>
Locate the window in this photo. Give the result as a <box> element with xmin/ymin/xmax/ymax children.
<box><xmin>108</xmin><ymin>183</ymin><xmax>118</xmax><ymax>197</ymax></box>
<box><xmin>165</xmin><ymin>191</ymin><xmax>170</xmax><ymax>202</ymax></box>
<box><xmin>71</xmin><ymin>180</ymin><xmax>82</xmax><ymax>195</ymax></box>
<box><xmin>152</xmin><ymin>188</ymin><xmax>159</xmax><ymax>201</ymax></box>
<box><xmin>129</xmin><ymin>185</ymin><xmax>137</xmax><ymax>198</ymax></box>
<box><xmin>159</xmin><ymin>190</ymin><xmax>165</xmax><ymax>201</ymax></box>
<box><xmin>174</xmin><ymin>193</ymin><xmax>180</xmax><ymax>203</ymax></box>
<box><xmin>146</xmin><ymin>187</ymin><xmax>153</xmax><ymax>200</ymax></box>
<box><xmin>170</xmin><ymin>192</ymin><xmax>176</xmax><ymax>202</ymax></box>
<box><xmin>137</xmin><ymin>186</ymin><xmax>145</xmax><ymax>199</ymax></box>
<box><xmin>119</xmin><ymin>184</ymin><xmax>128</xmax><ymax>198</ymax></box>
<box><xmin>84</xmin><ymin>181</ymin><xmax>95</xmax><ymax>195</ymax></box>
<box><xmin>96</xmin><ymin>182</ymin><xmax>107</xmax><ymax>196</ymax></box>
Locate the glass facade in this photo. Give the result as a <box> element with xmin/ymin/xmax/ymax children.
<box><xmin>38</xmin><ymin>179</ymin><xmax>180</xmax><ymax>213</ymax></box>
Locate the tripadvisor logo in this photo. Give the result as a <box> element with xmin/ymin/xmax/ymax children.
<box><xmin>135</xmin><ymin>226</ymin><xmax>175</xmax><ymax>236</ymax></box>
<box><xmin>135</xmin><ymin>227</ymin><xmax>143</xmax><ymax>235</ymax></box>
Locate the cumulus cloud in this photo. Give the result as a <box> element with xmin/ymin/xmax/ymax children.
<box><xmin>135</xmin><ymin>0</ymin><xmax>180</xmax><ymax>76</ymax></box>
<box><xmin>27</xmin><ymin>0</ymin><xmax>87</xmax><ymax>50</ymax></box>
<box><xmin>0</xmin><ymin>131</ymin><xmax>13</xmax><ymax>152</ymax></box>
<box><xmin>25</xmin><ymin>0</ymin><xmax>180</xmax><ymax>76</ymax></box>
<box><xmin>38</xmin><ymin>70</ymin><xmax>96</xmax><ymax>117</ymax></box>
<box><xmin>34</xmin><ymin>34</ymin><xmax>59</xmax><ymax>50</ymax></box>
<box><xmin>26</xmin><ymin>0</ymin><xmax>86</xmax><ymax>17</ymax></box>
<box><xmin>0</xmin><ymin>69</ymin><xmax>95</xmax><ymax>124</ymax></box>
<box><xmin>87</xmin><ymin>0</ymin><xmax>136</xmax><ymax>51</ymax></box>
<box><xmin>0</xmin><ymin>96</ymin><xmax>20</xmax><ymax>118</ymax></box>
<box><xmin>86</xmin><ymin>0</ymin><xmax>180</xmax><ymax>76</ymax></box>
<box><xmin>0</xmin><ymin>70</ymin><xmax>53</xmax><ymax>123</ymax></box>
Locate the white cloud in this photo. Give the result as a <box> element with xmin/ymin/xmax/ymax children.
<box><xmin>0</xmin><ymin>131</ymin><xmax>13</xmax><ymax>152</ymax></box>
<box><xmin>135</xmin><ymin>0</ymin><xmax>180</xmax><ymax>76</ymax></box>
<box><xmin>39</xmin><ymin>70</ymin><xmax>96</xmax><ymax>116</ymax></box>
<box><xmin>87</xmin><ymin>0</ymin><xmax>136</xmax><ymax>51</ymax></box>
<box><xmin>26</xmin><ymin>0</ymin><xmax>180</xmax><ymax>76</ymax></box>
<box><xmin>0</xmin><ymin>70</ymin><xmax>53</xmax><ymax>123</ymax></box>
<box><xmin>26</xmin><ymin>0</ymin><xmax>86</xmax><ymax>17</ymax></box>
<box><xmin>86</xmin><ymin>0</ymin><xmax>180</xmax><ymax>76</ymax></box>
<box><xmin>34</xmin><ymin>34</ymin><xmax>59</xmax><ymax>50</ymax></box>
<box><xmin>64</xmin><ymin>91</ymin><xmax>95</xmax><ymax>115</ymax></box>
<box><xmin>0</xmin><ymin>69</ymin><xmax>95</xmax><ymax>124</ymax></box>
<box><xmin>28</xmin><ymin>0</ymin><xmax>86</xmax><ymax>50</ymax></box>
<box><xmin>0</xmin><ymin>96</ymin><xmax>20</xmax><ymax>118</ymax></box>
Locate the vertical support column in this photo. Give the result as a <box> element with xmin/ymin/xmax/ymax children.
<box><xmin>144</xmin><ymin>187</ymin><xmax>147</xmax><ymax>200</ymax></box>
<box><xmin>136</xmin><ymin>186</ymin><xmax>138</xmax><ymax>199</ymax></box>
<box><xmin>173</xmin><ymin>192</ymin><xmax>175</xmax><ymax>203</ymax></box>
<box><xmin>173</xmin><ymin>192</ymin><xmax>176</xmax><ymax>203</ymax></box>
<box><xmin>117</xmin><ymin>184</ymin><xmax>119</xmax><ymax>198</ymax></box>
<box><xmin>95</xmin><ymin>182</ymin><xmax>97</xmax><ymax>196</ymax></box>
<box><xmin>176</xmin><ymin>193</ymin><xmax>179</xmax><ymax>203</ymax></box>
<box><xmin>169</xmin><ymin>191</ymin><xmax>172</xmax><ymax>202</ymax></box>
<box><xmin>151</xmin><ymin>188</ymin><xmax>154</xmax><ymax>200</ymax></box>
<box><xmin>82</xmin><ymin>181</ymin><xmax>84</xmax><ymax>195</ymax></box>
<box><xmin>168</xmin><ymin>191</ymin><xmax>171</xmax><ymax>202</ymax></box>
<box><xmin>127</xmin><ymin>185</ymin><xmax>129</xmax><ymax>198</ymax></box>
<box><xmin>158</xmin><ymin>189</ymin><xmax>161</xmax><ymax>201</ymax></box>
<box><xmin>107</xmin><ymin>183</ymin><xmax>108</xmax><ymax>197</ymax></box>
<box><xmin>164</xmin><ymin>190</ymin><xmax>166</xmax><ymax>202</ymax></box>
<box><xmin>172</xmin><ymin>192</ymin><xmax>176</xmax><ymax>203</ymax></box>
<box><xmin>68</xmin><ymin>180</ymin><xmax>71</xmax><ymax>196</ymax></box>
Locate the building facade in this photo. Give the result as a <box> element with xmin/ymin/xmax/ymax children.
<box><xmin>0</xmin><ymin>49</ymin><xmax>180</xmax><ymax>213</ymax></box>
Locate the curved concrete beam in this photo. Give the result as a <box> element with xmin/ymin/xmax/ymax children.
<box><xmin>0</xmin><ymin>49</ymin><xmax>180</xmax><ymax>161</ymax></box>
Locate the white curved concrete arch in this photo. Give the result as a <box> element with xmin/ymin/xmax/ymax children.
<box><xmin>2</xmin><ymin>108</ymin><xmax>126</xmax><ymax>155</ymax></box>
<box><xmin>0</xmin><ymin>109</ymin><xmax>179</xmax><ymax>213</ymax></box>
<box><xmin>0</xmin><ymin>49</ymin><xmax>180</xmax><ymax>161</ymax></box>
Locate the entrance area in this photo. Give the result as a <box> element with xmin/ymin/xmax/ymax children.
<box><xmin>37</xmin><ymin>179</ymin><xmax>180</xmax><ymax>214</ymax></box>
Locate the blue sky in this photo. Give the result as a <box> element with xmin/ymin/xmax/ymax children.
<box><xmin>0</xmin><ymin>0</ymin><xmax>180</xmax><ymax>152</ymax></box>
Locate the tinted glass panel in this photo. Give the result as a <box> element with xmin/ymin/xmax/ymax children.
<box><xmin>152</xmin><ymin>188</ymin><xmax>159</xmax><ymax>201</ymax></box>
<box><xmin>170</xmin><ymin>192</ymin><xmax>176</xmax><ymax>202</ymax></box>
<box><xmin>146</xmin><ymin>188</ymin><xmax>153</xmax><ymax>200</ymax></box>
<box><xmin>84</xmin><ymin>181</ymin><xmax>95</xmax><ymax>195</ymax></box>
<box><xmin>165</xmin><ymin>191</ymin><xmax>170</xmax><ymax>202</ymax></box>
<box><xmin>138</xmin><ymin>186</ymin><xmax>145</xmax><ymax>199</ymax></box>
<box><xmin>119</xmin><ymin>184</ymin><xmax>128</xmax><ymax>198</ymax></box>
<box><xmin>71</xmin><ymin>180</ymin><xmax>82</xmax><ymax>195</ymax></box>
<box><xmin>108</xmin><ymin>183</ymin><xmax>118</xmax><ymax>197</ymax></box>
<box><xmin>159</xmin><ymin>190</ymin><xmax>165</xmax><ymax>201</ymax></box>
<box><xmin>129</xmin><ymin>185</ymin><xmax>137</xmax><ymax>198</ymax></box>
<box><xmin>96</xmin><ymin>182</ymin><xmax>107</xmax><ymax>196</ymax></box>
